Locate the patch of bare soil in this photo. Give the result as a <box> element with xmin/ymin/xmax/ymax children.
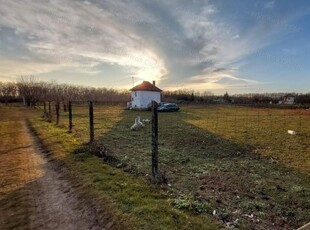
<box><xmin>196</xmin><ymin>172</ymin><xmax>293</xmax><ymax>230</ymax></box>
<box><xmin>1</xmin><ymin>119</ymin><xmax>104</xmax><ymax>230</ymax></box>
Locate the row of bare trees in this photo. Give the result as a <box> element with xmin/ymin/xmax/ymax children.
<box><xmin>0</xmin><ymin>82</ymin><xmax>18</xmax><ymax>105</ymax></box>
<box><xmin>1</xmin><ymin>76</ymin><xmax>131</xmax><ymax>125</ymax></box>
<box><xmin>0</xmin><ymin>76</ymin><xmax>130</xmax><ymax>107</ymax></box>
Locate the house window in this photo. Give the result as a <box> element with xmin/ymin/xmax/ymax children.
<box><xmin>135</xmin><ymin>92</ymin><xmax>137</xmax><ymax>97</ymax></box>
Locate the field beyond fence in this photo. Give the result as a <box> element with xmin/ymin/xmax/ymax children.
<box><xmin>36</xmin><ymin>104</ymin><xmax>310</xmax><ymax>229</ymax></box>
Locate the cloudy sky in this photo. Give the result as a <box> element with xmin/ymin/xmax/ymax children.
<box><xmin>0</xmin><ymin>0</ymin><xmax>309</xmax><ymax>94</ymax></box>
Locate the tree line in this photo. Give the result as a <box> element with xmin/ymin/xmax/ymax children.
<box><xmin>0</xmin><ymin>77</ymin><xmax>130</xmax><ymax>106</ymax></box>
<box><xmin>1</xmin><ymin>77</ymin><xmax>310</xmax><ymax>106</ymax></box>
<box><xmin>162</xmin><ymin>90</ymin><xmax>310</xmax><ymax>105</ymax></box>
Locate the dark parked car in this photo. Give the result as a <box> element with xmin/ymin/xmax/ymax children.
<box><xmin>157</xmin><ymin>102</ymin><xmax>180</xmax><ymax>112</ymax></box>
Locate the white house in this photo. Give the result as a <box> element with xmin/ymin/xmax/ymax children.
<box><xmin>129</xmin><ymin>81</ymin><xmax>162</xmax><ymax>110</ymax></box>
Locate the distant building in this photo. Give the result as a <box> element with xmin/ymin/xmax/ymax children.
<box><xmin>129</xmin><ymin>81</ymin><xmax>162</xmax><ymax>110</ymax></box>
<box><xmin>283</xmin><ymin>94</ymin><xmax>295</xmax><ymax>105</ymax></box>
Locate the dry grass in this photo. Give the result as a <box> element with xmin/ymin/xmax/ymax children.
<box><xmin>51</xmin><ymin>104</ymin><xmax>310</xmax><ymax>229</ymax></box>
<box><xmin>29</xmin><ymin>107</ymin><xmax>220</xmax><ymax>230</ymax></box>
<box><xmin>3</xmin><ymin>104</ymin><xmax>309</xmax><ymax>229</ymax></box>
<box><xmin>184</xmin><ymin>105</ymin><xmax>310</xmax><ymax>175</ymax></box>
<box><xmin>1</xmin><ymin>105</ymin><xmax>220</xmax><ymax>229</ymax></box>
<box><xmin>0</xmin><ymin>106</ymin><xmax>42</xmax><ymax>229</ymax></box>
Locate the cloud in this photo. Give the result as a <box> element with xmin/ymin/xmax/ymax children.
<box><xmin>168</xmin><ymin>70</ymin><xmax>260</xmax><ymax>92</ymax></box>
<box><xmin>0</xmin><ymin>0</ymin><xmax>167</xmax><ymax>83</ymax></box>
<box><xmin>0</xmin><ymin>0</ymin><xmax>306</xmax><ymax>92</ymax></box>
<box><xmin>190</xmin><ymin>73</ymin><xmax>258</xmax><ymax>85</ymax></box>
<box><xmin>264</xmin><ymin>1</ymin><xmax>275</xmax><ymax>9</ymax></box>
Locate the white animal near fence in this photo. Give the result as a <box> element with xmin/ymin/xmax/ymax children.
<box><xmin>131</xmin><ymin>116</ymin><xmax>148</xmax><ymax>130</ymax></box>
<box><xmin>130</xmin><ymin>117</ymin><xmax>139</xmax><ymax>130</ymax></box>
<box><xmin>137</xmin><ymin>116</ymin><xmax>145</xmax><ymax>127</ymax></box>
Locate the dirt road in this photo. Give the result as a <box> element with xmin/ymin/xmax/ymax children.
<box><xmin>0</xmin><ymin>108</ymin><xmax>103</xmax><ymax>230</ymax></box>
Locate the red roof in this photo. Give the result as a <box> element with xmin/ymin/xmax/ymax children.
<box><xmin>130</xmin><ymin>81</ymin><xmax>162</xmax><ymax>92</ymax></box>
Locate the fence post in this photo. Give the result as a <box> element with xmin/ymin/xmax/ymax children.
<box><xmin>48</xmin><ymin>101</ymin><xmax>52</xmax><ymax>122</ymax></box>
<box><xmin>68</xmin><ymin>101</ymin><xmax>73</xmax><ymax>133</ymax></box>
<box><xmin>43</xmin><ymin>102</ymin><xmax>47</xmax><ymax>118</ymax></box>
<box><xmin>63</xmin><ymin>102</ymin><xmax>67</xmax><ymax>112</ymax></box>
<box><xmin>55</xmin><ymin>101</ymin><xmax>60</xmax><ymax>125</ymax></box>
<box><xmin>89</xmin><ymin>101</ymin><xmax>94</xmax><ymax>143</ymax></box>
<box><xmin>151</xmin><ymin>100</ymin><xmax>159</xmax><ymax>181</ymax></box>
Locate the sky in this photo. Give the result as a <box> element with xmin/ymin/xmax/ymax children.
<box><xmin>0</xmin><ymin>0</ymin><xmax>309</xmax><ymax>94</ymax></box>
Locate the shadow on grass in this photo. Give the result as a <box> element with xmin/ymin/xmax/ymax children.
<box><xmin>28</xmin><ymin>116</ymin><xmax>221</xmax><ymax>230</ymax></box>
<box><xmin>27</xmin><ymin>106</ymin><xmax>310</xmax><ymax>230</ymax></box>
<box><xmin>0</xmin><ymin>163</ymin><xmax>126</xmax><ymax>230</ymax></box>
<box><xmin>0</xmin><ymin>183</ymin><xmax>33</xmax><ymax>230</ymax></box>
<box><xmin>94</xmin><ymin>109</ymin><xmax>310</xmax><ymax>230</ymax></box>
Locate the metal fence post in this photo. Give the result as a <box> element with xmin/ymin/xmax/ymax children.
<box><xmin>89</xmin><ymin>101</ymin><xmax>94</xmax><ymax>143</ymax></box>
<box><xmin>151</xmin><ymin>100</ymin><xmax>159</xmax><ymax>181</ymax></box>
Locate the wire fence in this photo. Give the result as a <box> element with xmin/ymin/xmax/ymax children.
<box><xmin>42</xmin><ymin>102</ymin><xmax>310</xmax><ymax>175</ymax></box>
<box><xmin>38</xmin><ymin>101</ymin><xmax>310</xmax><ymax>229</ymax></box>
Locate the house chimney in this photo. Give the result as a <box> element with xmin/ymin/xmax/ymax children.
<box><xmin>153</xmin><ymin>80</ymin><xmax>155</xmax><ymax>86</ymax></box>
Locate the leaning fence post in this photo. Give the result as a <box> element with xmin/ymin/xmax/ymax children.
<box><xmin>151</xmin><ymin>100</ymin><xmax>159</xmax><ymax>181</ymax></box>
<box><xmin>89</xmin><ymin>101</ymin><xmax>94</xmax><ymax>143</ymax></box>
<box><xmin>68</xmin><ymin>101</ymin><xmax>73</xmax><ymax>132</ymax></box>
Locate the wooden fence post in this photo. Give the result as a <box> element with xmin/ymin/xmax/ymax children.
<box><xmin>63</xmin><ymin>101</ymin><xmax>67</xmax><ymax>112</ymax></box>
<box><xmin>43</xmin><ymin>102</ymin><xmax>47</xmax><ymax>118</ymax></box>
<box><xmin>89</xmin><ymin>101</ymin><xmax>94</xmax><ymax>143</ymax></box>
<box><xmin>55</xmin><ymin>101</ymin><xmax>60</xmax><ymax>125</ymax></box>
<box><xmin>151</xmin><ymin>100</ymin><xmax>159</xmax><ymax>181</ymax></box>
<box><xmin>68</xmin><ymin>101</ymin><xmax>73</xmax><ymax>132</ymax></box>
<box><xmin>48</xmin><ymin>101</ymin><xmax>52</xmax><ymax>122</ymax></box>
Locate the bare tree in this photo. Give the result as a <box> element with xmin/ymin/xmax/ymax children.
<box><xmin>0</xmin><ymin>82</ymin><xmax>17</xmax><ymax>105</ymax></box>
<box><xmin>16</xmin><ymin>76</ymin><xmax>41</xmax><ymax>107</ymax></box>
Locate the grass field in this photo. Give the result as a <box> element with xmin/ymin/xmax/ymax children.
<box><xmin>50</xmin><ymin>104</ymin><xmax>310</xmax><ymax>229</ymax></box>
<box><xmin>0</xmin><ymin>105</ymin><xmax>220</xmax><ymax>229</ymax></box>
<box><xmin>2</xmin><ymin>104</ymin><xmax>308</xmax><ymax>229</ymax></box>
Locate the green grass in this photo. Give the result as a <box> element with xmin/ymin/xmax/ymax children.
<box><xmin>184</xmin><ymin>105</ymin><xmax>310</xmax><ymax>174</ymax></box>
<box><xmin>30</xmin><ymin>115</ymin><xmax>220</xmax><ymax>230</ymax></box>
<box><xmin>58</xmin><ymin>105</ymin><xmax>310</xmax><ymax>174</ymax></box>
<box><xmin>52</xmin><ymin>104</ymin><xmax>310</xmax><ymax>229</ymax></box>
<box><xmin>2</xmin><ymin>104</ymin><xmax>308</xmax><ymax>229</ymax></box>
